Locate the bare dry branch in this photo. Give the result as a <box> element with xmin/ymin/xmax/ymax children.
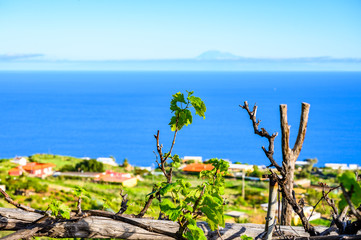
<box><xmin>270</xmin><ymin>171</ymin><xmax>318</xmax><ymax>236</ymax></box>
<box><xmin>137</xmin><ymin>186</ymin><xmax>156</xmax><ymax>218</ymax></box>
<box><xmin>117</xmin><ymin>189</ymin><xmax>129</xmax><ymax>215</ymax></box>
<box><xmin>0</xmin><ymin>188</ymin><xmax>47</xmax><ymax>215</ymax></box>
<box><xmin>87</xmin><ymin>210</ymin><xmax>182</xmax><ymax>239</ymax></box>
<box><xmin>280</xmin><ymin>104</ymin><xmax>291</xmax><ymax>160</ymax></box>
<box><xmin>240</xmin><ymin>101</ymin><xmax>282</xmax><ymax>173</ymax></box>
<box><xmin>309</xmin><ymin>185</ymin><xmax>340</xmax><ymax>222</ymax></box>
<box><xmin>164</xmin><ymin>129</ymin><xmax>178</xmax><ymax>162</ymax></box>
<box><xmin>154</xmin><ymin>130</ymin><xmax>174</xmax><ymax>183</ymax></box>
<box><xmin>292</xmin><ymin>102</ymin><xmax>311</xmax><ymax>157</ymax></box>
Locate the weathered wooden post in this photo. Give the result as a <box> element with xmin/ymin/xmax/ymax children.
<box><xmin>242</xmin><ymin>169</ymin><xmax>245</xmax><ymax>199</ymax></box>
<box><xmin>264</xmin><ymin>176</ymin><xmax>278</xmax><ymax>240</ymax></box>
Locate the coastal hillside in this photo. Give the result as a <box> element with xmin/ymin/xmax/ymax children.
<box><xmin>0</xmin><ymin>154</ymin><xmax>340</xmax><ymax>227</ymax></box>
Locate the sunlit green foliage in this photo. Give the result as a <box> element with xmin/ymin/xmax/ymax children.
<box><xmin>159</xmin><ymin>158</ymin><xmax>229</xmax><ymax>239</ymax></box>
<box><xmin>49</xmin><ymin>200</ymin><xmax>71</xmax><ymax>219</ymax></box>
<box><xmin>338</xmin><ymin>171</ymin><xmax>361</xmax><ymax>210</ymax></box>
<box><xmin>73</xmin><ymin>186</ymin><xmax>91</xmax><ymax>199</ymax></box>
<box><xmin>169</xmin><ymin>91</ymin><xmax>206</xmax><ymax>131</ymax></box>
<box><xmin>240</xmin><ymin>235</ymin><xmax>253</xmax><ymax>240</ymax></box>
<box><xmin>153</xmin><ymin>91</ymin><xmax>227</xmax><ymax>239</ymax></box>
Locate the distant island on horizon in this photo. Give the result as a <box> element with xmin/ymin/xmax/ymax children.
<box><xmin>1</xmin><ymin>50</ymin><xmax>361</xmax><ymax>71</ymax></box>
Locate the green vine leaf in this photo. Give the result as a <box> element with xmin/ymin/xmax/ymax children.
<box><xmin>73</xmin><ymin>186</ymin><xmax>91</xmax><ymax>198</ymax></box>
<box><xmin>201</xmin><ymin>194</ymin><xmax>225</xmax><ymax>231</ymax></box>
<box><xmin>160</xmin><ymin>198</ymin><xmax>182</xmax><ymax>221</ymax></box>
<box><xmin>338</xmin><ymin>172</ymin><xmax>361</xmax><ymax>210</ymax></box>
<box><xmin>185</xmin><ymin>221</ymin><xmax>207</xmax><ymax>240</ymax></box>
<box><xmin>58</xmin><ymin>203</ymin><xmax>71</xmax><ymax>219</ymax></box>
<box><xmin>170</xmin><ymin>92</ymin><xmax>187</xmax><ymax>112</ymax></box>
<box><xmin>240</xmin><ymin>235</ymin><xmax>253</xmax><ymax>240</ymax></box>
<box><xmin>49</xmin><ymin>200</ymin><xmax>71</xmax><ymax>219</ymax></box>
<box><xmin>170</xmin><ymin>154</ymin><xmax>181</xmax><ymax>168</ymax></box>
<box><xmin>188</xmin><ymin>95</ymin><xmax>206</xmax><ymax>119</ymax></box>
<box><xmin>169</xmin><ymin>91</ymin><xmax>206</xmax><ymax>131</ymax></box>
<box><xmin>146</xmin><ymin>91</ymin><xmax>216</xmax><ymax>240</ymax></box>
<box><xmin>102</xmin><ymin>198</ymin><xmax>110</xmax><ymax>210</ymax></box>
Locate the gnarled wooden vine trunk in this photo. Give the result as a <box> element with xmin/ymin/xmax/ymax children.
<box><xmin>0</xmin><ymin>207</ymin><xmax>330</xmax><ymax>239</ymax></box>
<box><xmin>280</xmin><ymin>103</ymin><xmax>310</xmax><ymax>225</ymax></box>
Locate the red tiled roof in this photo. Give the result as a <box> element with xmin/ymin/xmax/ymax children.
<box><xmin>8</xmin><ymin>167</ymin><xmax>22</xmax><ymax>176</ymax></box>
<box><xmin>22</xmin><ymin>162</ymin><xmax>56</xmax><ymax>171</ymax></box>
<box><xmin>183</xmin><ymin>163</ymin><xmax>214</xmax><ymax>172</ymax></box>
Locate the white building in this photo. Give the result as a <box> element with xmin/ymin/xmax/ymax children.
<box><xmin>325</xmin><ymin>163</ymin><xmax>359</xmax><ymax>170</ymax></box>
<box><xmin>96</xmin><ymin>157</ymin><xmax>118</xmax><ymax>166</ymax></box>
<box><xmin>349</xmin><ymin>164</ymin><xmax>360</xmax><ymax>170</ymax></box>
<box><xmin>295</xmin><ymin>161</ymin><xmax>310</xmax><ymax>166</ymax></box>
<box><xmin>257</xmin><ymin>165</ymin><xmax>267</xmax><ymax>170</ymax></box>
<box><xmin>228</xmin><ymin>164</ymin><xmax>254</xmax><ymax>172</ymax></box>
<box><xmin>183</xmin><ymin>156</ymin><xmax>203</xmax><ymax>163</ymax></box>
<box><xmin>11</xmin><ymin>156</ymin><xmax>27</xmax><ymax>166</ymax></box>
<box><xmin>325</xmin><ymin>163</ymin><xmax>348</xmax><ymax>170</ymax></box>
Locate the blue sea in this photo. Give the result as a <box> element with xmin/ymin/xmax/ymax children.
<box><xmin>0</xmin><ymin>71</ymin><xmax>360</xmax><ymax>167</ymax></box>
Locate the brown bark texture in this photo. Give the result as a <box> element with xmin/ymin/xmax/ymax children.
<box><xmin>279</xmin><ymin>103</ymin><xmax>310</xmax><ymax>226</ymax></box>
<box><xmin>0</xmin><ymin>207</ymin><xmax>332</xmax><ymax>240</ymax></box>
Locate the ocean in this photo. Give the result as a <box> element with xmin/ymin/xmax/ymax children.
<box><xmin>0</xmin><ymin>71</ymin><xmax>360</xmax><ymax>167</ymax></box>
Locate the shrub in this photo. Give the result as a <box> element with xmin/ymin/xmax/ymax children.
<box><xmin>75</xmin><ymin>159</ymin><xmax>104</xmax><ymax>172</ymax></box>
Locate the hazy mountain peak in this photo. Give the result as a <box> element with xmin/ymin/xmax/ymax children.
<box><xmin>196</xmin><ymin>50</ymin><xmax>240</xmax><ymax>60</ymax></box>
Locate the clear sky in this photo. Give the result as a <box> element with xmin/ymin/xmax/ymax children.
<box><xmin>1</xmin><ymin>0</ymin><xmax>361</xmax><ymax>60</ymax></box>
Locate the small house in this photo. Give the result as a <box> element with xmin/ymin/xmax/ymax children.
<box><xmin>349</xmin><ymin>164</ymin><xmax>360</xmax><ymax>170</ymax></box>
<box><xmin>8</xmin><ymin>162</ymin><xmax>56</xmax><ymax>178</ymax></box>
<box><xmin>8</xmin><ymin>167</ymin><xmax>23</xmax><ymax>176</ymax></box>
<box><xmin>96</xmin><ymin>157</ymin><xmax>118</xmax><ymax>166</ymax></box>
<box><xmin>324</xmin><ymin>163</ymin><xmax>348</xmax><ymax>170</ymax></box>
<box><xmin>295</xmin><ymin>161</ymin><xmax>310</xmax><ymax>166</ymax></box>
<box><xmin>11</xmin><ymin>156</ymin><xmax>27</xmax><ymax>166</ymax></box>
<box><xmin>94</xmin><ymin>170</ymin><xmax>137</xmax><ymax>187</ymax></box>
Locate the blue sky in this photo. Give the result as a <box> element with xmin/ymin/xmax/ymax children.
<box><xmin>1</xmin><ymin>0</ymin><xmax>361</xmax><ymax>61</ymax></box>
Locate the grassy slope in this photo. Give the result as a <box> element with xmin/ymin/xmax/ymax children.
<box><xmin>30</xmin><ymin>153</ymin><xmax>126</xmax><ymax>172</ymax></box>
<box><xmin>0</xmin><ymin>154</ymin><xmax>338</xmax><ymax>226</ymax></box>
<box><xmin>30</xmin><ymin>154</ymin><xmax>84</xmax><ymax>171</ymax></box>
